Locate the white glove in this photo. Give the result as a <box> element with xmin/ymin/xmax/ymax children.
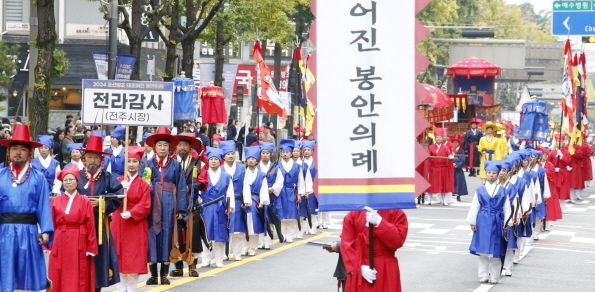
<box><xmin>121</xmin><ymin>180</ymin><xmax>130</xmax><ymax>189</ymax></box>
<box><xmin>86</xmin><ymin>252</ymin><xmax>96</xmax><ymax>257</ymax></box>
<box><xmin>567</xmin><ymin>166</ymin><xmax>573</xmax><ymax>171</ymax></box>
<box><xmin>448</xmin><ymin>154</ymin><xmax>454</xmax><ymax>159</ymax></box>
<box><xmin>364</xmin><ymin>206</ymin><xmax>382</xmax><ymax>227</ymax></box>
<box><xmin>361</xmin><ymin>265</ymin><xmax>377</xmax><ymax>284</ymax></box>
<box><xmin>555</xmin><ymin>168</ymin><xmax>560</xmax><ymax>172</ymax></box>
<box><xmin>120</xmin><ymin>211</ymin><xmax>132</xmax><ymax>219</ymax></box>
<box><xmin>557</xmin><ymin>150</ymin><xmax>563</xmax><ymax>158</ymax></box>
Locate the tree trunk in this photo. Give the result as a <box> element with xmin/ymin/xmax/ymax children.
<box><xmin>130</xmin><ymin>0</ymin><xmax>143</xmax><ymax>80</ymax></box>
<box><xmin>30</xmin><ymin>0</ymin><xmax>57</xmax><ymax>137</ymax></box>
<box><xmin>273</xmin><ymin>43</ymin><xmax>282</xmax><ymax>89</ymax></box>
<box><xmin>181</xmin><ymin>38</ymin><xmax>194</xmax><ymax>78</ymax></box>
<box><xmin>162</xmin><ymin>1</ymin><xmax>180</xmax><ymax>80</ymax></box>
<box><xmin>129</xmin><ymin>38</ymin><xmax>142</xmax><ymax>80</ymax></box>
<box><xmin>163</xmin><ymin>42</ymin><xmax>177</xmax><ymax>81</ymax></box>
<box><xmin>214</xmin><ymin>19</ymin><xmax>224</xmax><ymax>86</ymax></box>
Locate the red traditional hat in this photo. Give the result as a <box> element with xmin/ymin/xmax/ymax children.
<box><xmin>145</xmin><ymin>127</ymin><xmax>179</xmax><ymax>148</ymax></box>
<box><xmin>57</xmin><ymin>164</ymin><xmax>81</xmax><ymax>182</ymax></box>
<box><xmin>449</xmin><ymin>134</ymin><xmax>464</xmax><ymax>144</ymax></box>
<box><xmin>293</xmin><ymin>125</ymin><xmax>306</xmax><ymax>133</ymax></box>
<box><xmin>78</xmin><ymin>136</ymin><xmax>112</xmax><ymax>155</ymax></box>
<box><xmin>554</xmin><ymin>134</ymin><xmax>567</xmax><ymax>141</ymax></box>
<box><xmin>433</xmin><ymin>127</ymin><xmax>447</xmax><ymax>137</ymax></box>
<box><xmin>127</xmin><ymin>145</ymin><xmax>145</xmax><ymax>161</ymax></box>
<box><xmin>468</xmin><ymin>118</ymin><xmax>483</xmax><ymax>125</ymax></box>
<box><xmin>0</xmin><ymin>124</ymin><xmax>43</xmax><ymax>148</ymax></box>
<box><xmin>177</xmin><ymin>133</ymin><xmax>203</xmax><ymax>150</ymax></box>
<box><xmin>212</xmin><ymin>133</ymin><xmax>224</xmax><ymax>142</ymax></box>
<box><xmin>254</xmin><ymin>126</ymin><xmax>267</xmax><ymax>133</ymax></box>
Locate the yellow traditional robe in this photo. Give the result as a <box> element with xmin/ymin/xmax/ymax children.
<box><xmin>477</xmin><ymin>135</ymin><xmax>506</xmax><ymax>178</ymax></box>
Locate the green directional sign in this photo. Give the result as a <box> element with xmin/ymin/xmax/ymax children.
<box><xmin>553</xmin><ymin>1</ymin><xmax>593</xmax><ymax>11</ymax></box>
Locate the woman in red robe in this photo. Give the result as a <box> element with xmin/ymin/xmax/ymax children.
<box><xmin>49</xmin><ymin>166</ymin><xmax>98</xmax><ymax>292</ymax></box>
<box><xmin>426</xmin><ymin>128</ymin><xmax>455</xmax><ymax>205</ymax></box>
<box><xmin>542</xmin><ymin>151</ymin><xmax>562</xmax><ymax>224</ymax></box>
<box><xmin>111</xmin><ymin>146</ymin><xmax>151</xmax><ymax>292</ymax></box>
<box><xmin>340</xmin><ymin>208</ymin><xmax>408</xmax><ymax>292</ymax></box>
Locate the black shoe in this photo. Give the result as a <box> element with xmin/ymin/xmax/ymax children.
<box><xmin>189</xmin><ymin>259</ymin><xmax>199</xmax><ymax>277</ymax></box>
<box><xmin>189</xmin><ymin>269</ymin><xmax>199</xmax><ymax>277</ymax></box>
<box><xmin>146</xmin><ymin>277</ymin><xmax>159</xmax><ymax>285</ymax></box>
<box><xmin>169</xmin><ymin>269</ymin><xmax>183</xmax><ymax>277</ymax></box>
<box><xmin>160</xmin><ymin>276</ymin><xmax>171</xmax><ymax>285</ymax></box>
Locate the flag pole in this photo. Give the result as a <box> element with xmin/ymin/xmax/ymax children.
<box><xmin>123</xmin><ymin>125</ymin><xmax>129</xmax><ymax>211</ymax></box>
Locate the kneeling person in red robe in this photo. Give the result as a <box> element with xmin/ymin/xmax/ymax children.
<box><xmin>49</xmin><ymin>166</ymin><xmax>98</xmax><ymax>292</ymax></box>
<box><xmin>340</xmin><ymin>207</ymin><xmax>408</xmax><ymax>292</ymax></box>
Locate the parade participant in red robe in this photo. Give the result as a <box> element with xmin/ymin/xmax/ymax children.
<box><xmin>566</xmin><ymin>140</ymin><xmax>588</xmax><ymax>202</ymax></box>
<box><xmin>340</xmin><ymin>208</ymin><xmax>408</xmax><ymax>292</ymax></box>
<box><xmin>582</xmin><ymin>139</ymin><xmax>593</xmax><ymax>186</ymax></box>
<box><xmin>110</xmin><ymin>146</ymin><xmax>151</xmax><ymax>292</ymax></box>
<box><xmin>49</xmin><ymin>165</ymin><xmax>98</xmax><ymax>292</ymax></box>
<box><xmin>548</xmin><ymin>135</ymin><xmax>571</xmax><ymax>207</ymax></box>
<box><xmin>426</xmin><ymin>128</ymin><xmax>455</xmax><ymax>205</ymax></box>
<box><xmin>542</xmin><ymin>151</ymin><xmax>562</xmax><ymax>224</ymax></box>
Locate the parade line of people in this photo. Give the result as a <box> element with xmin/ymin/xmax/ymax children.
<box><xmin>0</xmin><ymin>123</ymin><xmax>334</xmax><ymax>292</ymax></box>
<box><xmin>422</xmin><ymin>120</ymin><xmax>592</xmax><ymax>284</ymax></box>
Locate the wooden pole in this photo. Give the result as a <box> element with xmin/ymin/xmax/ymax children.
<box><xmin>123</xmin><ymin>125</ymin><xmax>130</xmax><ymax>211</ymax></box>
<box><xmin>368</xmin><ymin>223</ymin><xmax>375</xmax><ymax>284</ymax></box>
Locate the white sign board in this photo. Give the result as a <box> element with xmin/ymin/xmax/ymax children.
<box><xmin>81</xmin><ymin>79</ymin><xmax>174</xmax><ymax>127</ymax></box>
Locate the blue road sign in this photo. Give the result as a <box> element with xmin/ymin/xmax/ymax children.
<box><xmin>552</xmin><ymin>11</ymin><xmax>595</xmax><ymax>35</ymax></box>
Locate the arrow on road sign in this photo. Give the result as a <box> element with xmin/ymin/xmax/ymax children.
<box><xmin>563</xmin><ymin>16</ymin><xmax>571</xmax><ymax>31</ymax></box>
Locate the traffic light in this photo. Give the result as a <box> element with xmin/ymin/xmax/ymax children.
<box><xmin>582</xmin><ymin>36</ymin><xmax>595</xmax><ymax>43</ymax></box>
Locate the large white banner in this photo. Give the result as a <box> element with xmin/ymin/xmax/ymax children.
<box><xmin>317</xmin><ymin>0</ymin><xmax>415</xmax><ymax>180</ymax></box>
<box><xmin>81</xmin><ymin>79</ymin><xmax>174</xmax><ymax>127</ymax></box>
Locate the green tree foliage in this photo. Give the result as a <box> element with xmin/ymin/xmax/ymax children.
<box><xmin>0</xmin><ymin>41</ymin><xmax>20</xmax><ymax>102</ymax></box>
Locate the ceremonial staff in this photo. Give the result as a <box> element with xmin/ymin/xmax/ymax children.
<box><xmin>364</xmin><ymin>206</ymin><xmax>375</xmax><ymax>285</ymax></box>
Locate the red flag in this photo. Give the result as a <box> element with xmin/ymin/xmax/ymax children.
<box><xmin>252</xmin><ymin>41</ymin><xmax>288</xmax><ymax>119</ymax></box>
<box><xmin>200</xmin><ymin>86</ymin><xmax>227</xmax><ymax>124</ymax></box>
<box><xmin>561</xmin><ymin>39</ymin><xmax>575</xmax><ymax>131</ymax></box>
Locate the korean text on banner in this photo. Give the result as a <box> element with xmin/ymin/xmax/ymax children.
<box><xmin>92</xmin><ymin>51</ymin><xmax>108</xmax><ymax>80</ymax></box>
<box><xmin>81</xmin><ymin>79</ymin><xmax>174</xmax><ymax>127</ymax></box>
<box><xmin>316</xmin><ymin>0</ymin><xmax>416</xmax><ymax>211</ymax></box>
<box><xmin>115</xmin><ymin>54</ymin><xmax>137</xmax><ymax>80</ymax></box>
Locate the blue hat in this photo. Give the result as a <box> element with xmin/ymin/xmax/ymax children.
<box><xmin>67</xmin><ymin>143</ymin><xmax>83</xmax><ymax>153</ymax></box>
<box><xmin>485</xmin><ymin>161</ymin><xmax>502</xmax><ymax>173</ymax></box>
<box><xmin>92</xmin><ymin>130</ymin><xmax>106</xmax><ymax>138</ymax></box>
<box><xmin>37</xmin><ymin>135</ymin><xmax>53</xmax><ymax>148</ymax></box>
<box><xmin>259</xmin><ymin>141</ymin><xmax>275</xmax><ymax>153</ymax></box>
<box><xmin>513</xmin><ymin>126</ymin><xmax>520</xmax><ymax>134</ymax></box>
<box><xmin>111</xmin><ymin>126</ymin><xmax>125</xmax><ymax>141</ymax></box>
<box><xmin>279</xmin><ymin>139</ymin><xmax>295</xmax><ymax>152</ymax></box>
<box><xmin>219</xmin><ymin>140</ymin><xmax>236</xmax><ymax>155</ymax></box>
<box><xmin>500</xmin><ymin>159</ymin><xmax>513</xmax><ymax>172</ymax></box>
<box><xmin>206</xmin><ymin>146</ymin><xmax>223</xmax><ymax>160</ymax></box>
<box><xmin>143</xmin><ymin>132</ymin><xmax>152</xmax><ymax>142</ymax></box>
<box><xmin>530</xmin><ymin>149</ymin><xmax>541</xmax><ymax>157</ymax></box>
<box><xmin>301</xmin><ymin>140</ymin><xmax>316</xmax><ymax>150</ymax></box>
<box><xmin>294</xmin><ymin>140</ymin><xmax>303</xmax><ymax>149</ymax></box>
<box><xmin>244</xmin><ymin>146</ymin><xmax>261</xmax><ymax>161</ymax></box>
<box><xmin>507</xmin><ymin>153</ymin><xmax>520</xmax><ymax>166</ymax></box>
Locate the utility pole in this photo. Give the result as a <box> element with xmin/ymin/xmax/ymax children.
<box><xmin>108</xmin><ymin>0</ymin><xmax>118</xmax><ymax>79</ymax></box>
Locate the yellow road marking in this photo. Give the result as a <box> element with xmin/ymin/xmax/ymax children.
<box><xmin>142</xmin><ymin>232</ymin><xmax>332</xmax><ymax>292</ymax></box>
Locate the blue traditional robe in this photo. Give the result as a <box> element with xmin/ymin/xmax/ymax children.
<box><xmin>259</xmin><ymin>161</ymin><xmax>278</xmax><ymax>224</ymax></box>
<box><xmin>276</xmin><ymin>160</ymin><xmax>303</xmax><ymax>220</ymax></box>
<box><xmin>300</xmin><ymin>158</ymin><xmax>318</xmax><ymax>216</ymax></box>
<box><xmin>468</xmin><ymin>182</ymin><xmax>509</xmax><ymax>258</ymax></box>
<box><xmin>245</xmin><ymin>168</ymin><xmax>268</xmax><ymax>234</ymax></box>
<box><xmin>31</xmin><ymin>156</ymin><xmax>61</xmax><ymax>188</ymax></box>
<box><xmin>103</xmin><ymin>146</ymin><xmax>125</xmax><ymax>177</ymax></box>
<box><xmin>464</xmin><ymin>129</ymin><xmax>483</xmax><ymax>168</ymax></box>
<box><xmin>534</xmin><ymin>166</ymin><xmax>547</xmax><ymax>219</ymax></box>
<box><xmin>201</xmin><ymin>169</ymin><xmax>233</xmax><ymax>242</ymax></box>
<box><xmin>223</xmin><ymin>163</ymin><xmax>247</xmax><ymax>233</ymax></box>
<box><xmin>0</xmin><ymin>166</ymin><xmax>54</xmax><ymax>292</ymax></box>
<box><xmin>503</xmin><ymin>178</ymin><xmax>518</xmax><ymax>249</ymax></box>
<box><xmin>147</xmin><ymin>157</ymin><xmax>188</xmax><ymax>262</ymax></box>
<box><xmin>516</xmin><ymin>170</ymin><xmax>532</xmax><ymax>238</ymax></box>
<box><xmin>77</xmin><ymin>169</ymin><xmax>123</xmax><ymax>288</ymax></box>
<box><xmin>453</xmin><ymin>147</ymin><xmax>468</xmax><ymax>196</ymax></box>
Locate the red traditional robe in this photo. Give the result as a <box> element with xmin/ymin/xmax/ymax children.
<box><xmin>582</xmin><ymin>143</ymin><xmax>593</xmax><ymax>182</ymax></box>
<box><xmin>427</xmin><ymin>143</ymin><xmax>454</xmax><ymax>193</ymax></box>
<box><xmin>548</xmin><ymin>149</ymin><xmax>571</xmax><ymax>200</ymax></box>
<box><xmin>544</xmin><ymin>160</ymin><xmax>562</xmax><ymax>221</ymax></box>
<box><xmin>340</xmin><ymin>210</ymin><xmax>408</xmax><ymax>292</ymax></box>
<box><xmin>110</xmin><ymin>175</ymin><xmax>151</xmax><ymax>274</ymax></box>
<box><xmin>49</xmin><ymin>193</ymin><xmax>98</xmax><ymax>292</ymax></box>
<box><xmin>567</xmin><ymin>145</ymin><xmax>587</xmax><ymax>189</ymax></box>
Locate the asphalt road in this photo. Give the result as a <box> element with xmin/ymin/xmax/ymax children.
<box><xmin>105</xmin><ymin>171</ymin><xmax>595</xmax><ymax>292</ymax></box>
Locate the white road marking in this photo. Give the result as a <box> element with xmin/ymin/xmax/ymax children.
<box><xmin>570</xmin><ymin>236</ymin><xmax>595</xmax><ymax>244</ymax></box>
<box><xmin>409</xmin><ymin>223</ymin><xmax>435</xmax><ymax>229</ymax></box>
<box><xmin>472</xmin><ymin>284</ymin><xmax>494</xmax><ymax>292</ymax></box>
<box><xmin>418</xmin><ymin>228</ymin><xmax>450</xmax><ymax>235</ymax></box>
<box><xmin>548</xmin><ymin>230</ymin><xmax>576</xmax><ymax>237</ymax></box>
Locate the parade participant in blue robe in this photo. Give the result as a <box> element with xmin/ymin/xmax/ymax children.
<box><xmin>145</xmin><ymin>127</ymin><xmax>188</xmax><ymax>285</ymax></box>
<box><xmin>513</xmin><ymin>150</ymin><xmax>534</xmax><ymax>264</ymax></box>
<box><xmin>507</xmin><ymin>127</ymin><xmax>529</xmax><ymax>153</ymax></box>
<box><xmin>299</xmin><ymin>140</ymin><xmax>317</xmax><ymax>233</ymax></box>
<box><xmin>220</xmin><ymin>140</ymin><xmax>248</xmax><ymax>261</ymax></box>
<box><xmin>270</xmin><ymin>139</ymin><xmax>306</xmax><ymax>243</ymax></box>
<box><xmin>64</xmin><ymin>143</ymin><xmax>84</xmax><ymax>171</ymax></box>
<box><xmin>103</xmin><ymin>126</ymin><xmax>126</xmax><ymax>177</ymax></box>
<box><xmin>31</xmin><ymin>134</ymin><xmax>62</xmax><ymax>194</ymax></box>
<box><xmin>0</xmin><ymin>124</ymin><xmax>54</xmax><ymax>292</ymax></box>
<box><xmin>258</xmin><ymin>141</ymin><xmax>281</xmax><ymax>248</ymax></box>
<box><xmin>499</xmin><ymin>156</ymin><xmax>519</xmax><ymax>276</ymax></box>
<box><xmin>466</xmin><ymin>161</ymin><xmax>511</xmax><ymax>284</ymax></box>
<box><xmin>450</xmin><ymin>135</ymin><xmax>468</xmax><ymax>201</ymax></box>
<box><xmin>200</xmin><ymin>147</ymin><xmax>235</xmax><ymax>268</ymax></box>
<box><xmin>76</xmin><ymin>135</ymin><xmax>123</xmax><ymax>290</ymax></box>
<box><xmin>242</xmin><ymin>146</ymin><xmax>270</xmax><ymax>256</ymax></box>
<box><xmin>464</xmin><ymin>118</ymin><xmax>483</xmax><ymax>176</ymax></box>
<box><xmin>530</xmin><ymin>149</ymin><xmax>549</xmax><ymax>240</ymax></box>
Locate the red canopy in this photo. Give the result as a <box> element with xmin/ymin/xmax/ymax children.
<box><xmin>419</xmin><ymin>83</ymin><xmax>454</xmax><ymax>123</ymax></box>
<box><xmin>200</xmin><ymin>86</ymin><xmax>227</xmax><ymax>124</ymax></box>
<box><xmin>447</xmin><ymin>58</ymin><xmax>501</xmax><ymax>78</ymax></box>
